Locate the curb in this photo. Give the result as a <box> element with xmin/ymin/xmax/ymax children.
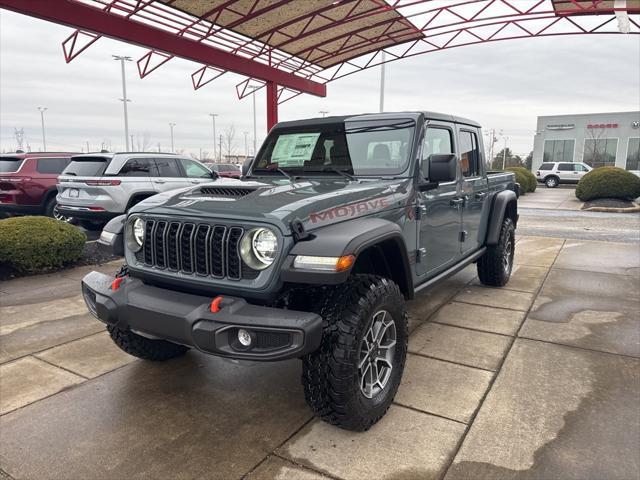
<box><xmin>581</xmin><ymin>202</ymin><xmax>640</xmax><ymax>213</ymax></box>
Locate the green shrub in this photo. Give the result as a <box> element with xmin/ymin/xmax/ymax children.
<box><xmin>506</xmin><ymin>167</ymin><xmax>537</xmax><ymax>194</ymax></box>
<box><xmin>0</xmin><ymin>216</ymin><xmax>86</xmax><ymax>273</ymax></box>
<box><xmin>575</xmin><ymin>166</ymin><xmax>640</xmax><ymax>202</ymax></box>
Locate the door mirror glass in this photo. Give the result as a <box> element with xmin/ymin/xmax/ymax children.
<box><xmin>428</xmin><ymin>154</ymin><xmax>457</xmax><ymax>183</ymax></box>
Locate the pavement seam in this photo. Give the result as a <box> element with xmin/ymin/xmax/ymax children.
<box><xmin>31</xmin><ymin>353</ymin><xmax>90</xmax><ymax>380</ymax></box>
<box><xmin>516</xmin><ymin>335</ymin><xmax>640</xmax><ymax>360</ymax></box>
<box><xmin>271</xmin><ymin>452</ymin><xmax>344</xmax><ymax>480</ymax></box>
<box><xmin>428</xmin><ymin>320</ymin><xmax>515</xmax><ymax>339</ymax></box>
<box><xmin>391</xmin><ymin>401</ymin><xmax>469</xmax><ymax>426</ymax></box>
<box><xmin>407</xmin><ymin>350</ymin><xmax>497</xmax><ymax>373</ymax></box>
<box><xmin>451</xmin><ymin>299</ymin><xmax>530</xmax><ymax>313</ymax></box>
<box><xmin>0</xmin><ymin>329</ymin><xmax>107</xmax><ymax>366</ymax></box>
<box><xmin>0</xmin><ymin>467</ymin><xmax>15</xmax><ymax>480</ymax></box>
<box><xmin>438</xmin><ymin>238</ymin><xmax>567</xmax><ymax>480</ymax></box>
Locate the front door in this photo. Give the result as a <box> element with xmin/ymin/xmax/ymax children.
<box><xmin>458</xmin><ymin>127</ymin><xmax>488</xmax><ymax>254</ymax></box>
<box><xmin>416</xmin><ymin>123</ymin><xmax>462</xmax><ymax>276</ymax></box>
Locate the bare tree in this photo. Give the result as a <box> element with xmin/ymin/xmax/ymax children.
<box><xmin>222</xmin><ymin>125</ymin><xmax>237</xmax><ymax>160</ymax></box>
<box><xmin>135</xmin><ymin>132</ymin><xmax>153</xmax><ymax>152</ymax></box>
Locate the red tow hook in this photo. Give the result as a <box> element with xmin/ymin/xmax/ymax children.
<box><xmin>210</xmin><ymin>296</ymin><xmax>224</xmax><ymax>313</ymax></box>
<box><xmin>110</xmin><ymin>276</ymin><xmax>126</xmax><ymax>291</ymax></box>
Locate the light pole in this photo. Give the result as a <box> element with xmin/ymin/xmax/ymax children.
<box><xmin>37</xmin><ymin>106</ymin><xmax>47</xmax><ymax>151</ymax></box>
<box><xmin>209</xmin><ymin>113</ymin><xmax>218</xmax><ymax>161</ymax></box>
<box><xmin>319</xmin><ymin>110</ymin><xmax>329</xmax><ymax>118</ymax></box>
<box><xmin>247</xmin><ymin>85</ymin><xmax>259</xmax><ymax>155</ymax></box>
<box><xmin>502</xmin><ymin>135</ymin><xmax>509</xmax><ymax>170</ymax></box>
<box><xmin>379</xmin><ymin>51</ymin><xmax>386</xmax><ymax>113</ymax></box>
<box><xmin>113</xmin><ymin>55</ymin><xmax>132</xmax><ymax>151</ymax></box>
<box><xmin>169</xmin><ymin>123</ymin><xmax>176</xmax><ymax>152</ymax></box>
<box><xmin>243</xmin><ymin>131</ymin><xmax>249</xmax><ymax>159</ymax></box>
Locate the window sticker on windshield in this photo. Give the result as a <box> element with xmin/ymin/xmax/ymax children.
<box><xmin>272</xmin><ymin>133</ymin><xmax>321</xmax><ymax>166</ymax></box>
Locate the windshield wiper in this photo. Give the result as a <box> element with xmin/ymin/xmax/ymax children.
<box><xmin>252</xmin><ymin>167</ymin><xmax>296</xmax><ymax>181</ymax></box>
<box><xmin>315</xmin><ymin>167</ymin><xmax>356</xmax><ymax>181</ymax></box>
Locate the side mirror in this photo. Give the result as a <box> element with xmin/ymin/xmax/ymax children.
<box><xmin>427</xmin><ymin>153</ymin><xmax>457</xmax><ymax>183</ymax></box>
<box><xmin>210</xmin><ymin>170</ymin><xmax>218</xmax><ymax>179</ymax></box>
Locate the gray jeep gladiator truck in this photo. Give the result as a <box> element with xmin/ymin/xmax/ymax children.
<box><xmin>82</xmin><ymin>112</ymin><xmax>519</xmax><ymax>431</ymax></box>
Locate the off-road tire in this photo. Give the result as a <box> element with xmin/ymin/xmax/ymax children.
<box><xmin>545</xmin><ymin>176</ymin><xmax>559</xmax><ymax>188</ymax></box>
<box><xmin>477</xmin><ymin>217</ymin><xmax>515</xmax><ymax>287</ymax></box>
<box><xmin>302</xmin><ymin>274</ymin><xmax>408</xmax><ymax>431</ymax></box>
<box><xmin>107</xmin><ymin>325</ymin><xmax>189</xmax><ymax>361</ymax></box>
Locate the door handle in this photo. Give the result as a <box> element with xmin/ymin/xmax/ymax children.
<box><xmin>450</xmin><ymin>197</ymin><xmax>464</xmax><ymax>207</ymax></box>
<box><xmin>475</xmin><ymin>192</ymin><xmax>487</xmax><ymax>200</ymax></box>
<box><xmin>190</xmin><ymin>180</ymin><xmax>199</xmax><ymax>184</ymax></box>
<box><xmin>153</xmin><ymin>180</ymin><xmax>166</xmax><ymax>184</ymax></box>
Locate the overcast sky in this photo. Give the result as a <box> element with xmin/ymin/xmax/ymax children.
<box><xmin>1</xmin><ymin>7</ymin><xmax>639</xmax><ymax>158</ymax></box>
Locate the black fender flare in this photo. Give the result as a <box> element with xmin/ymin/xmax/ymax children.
<box><xmin>281</xmin><ymin>218</ymin><xmax>413</xmax><ymax>295</ymax></box>
<box><xmin>486</xmin><ymin>190</ymin><xmax>517</xmax><ymax>246</ymax></box>
<box><xmin>97</xmin><ymin>214</ymin><xmax>126</xmax><ymax>256</ymax></box>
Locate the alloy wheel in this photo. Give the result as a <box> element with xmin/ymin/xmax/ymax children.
<box><xmin>358</xmin><ymin>310</ymin><xmax>397</xmax><ymax>399</ymax></box>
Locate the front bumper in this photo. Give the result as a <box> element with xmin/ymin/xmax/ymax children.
<box><xmin>81</xmin><ymin>271</ymin><xmax>323</xmax><ymax>361</ymax></box>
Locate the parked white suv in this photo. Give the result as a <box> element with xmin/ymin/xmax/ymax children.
<box><xmin>536</xmin><ymin>162</ymin><xmax>592</xmax><ymax>188</ymax></box>
<box><xmin>57</xmin><ymin>152</ymin><xmax>215</xmax><ymax>229</ymax></box>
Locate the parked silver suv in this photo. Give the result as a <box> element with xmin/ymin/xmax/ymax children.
<box><xmin>535</xmin><ymin>161</ymin><xmax>592</xmax><ymax>188</ymax></box>
<box><xmin>57</xmin><ymin>152</ymin><xmax>215</xmax><ymax>228</ymax></box>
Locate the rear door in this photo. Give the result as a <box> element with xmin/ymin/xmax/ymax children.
<box><xmin>152</xmin><ymin>157</ymin><xmax>190</xmax><ymax>192</ymax></box>
<box><xmin>556</xmin><ymin>163</ymin><xmax>574</xmax><ymax>181</ymax></box>
<box><xmin>416</xmin><ymin>122</ymin><xmax>462</xmax><ymax>276</ymax></box>
<box><xmin>458</xmin><ymin>127</ymin><xmax>488</xmax><ymax>254</ymax></box>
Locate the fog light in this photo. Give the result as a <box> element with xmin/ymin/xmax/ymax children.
<box><xmin>238</xmin><ymin>329</ymin><xmax>252</xmax><ymax>347</ymax></box>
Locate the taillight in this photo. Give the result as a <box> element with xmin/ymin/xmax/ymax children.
<box><xmin>84</xmin><ymin>180</ymin><xmax>121</xmax><ymax>186</ymax></box>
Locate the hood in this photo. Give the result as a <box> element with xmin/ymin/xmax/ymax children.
<box><xmin>131</xmin><ymin>176</ymin><xmax>411</xmax><ymax>234</ymax></box>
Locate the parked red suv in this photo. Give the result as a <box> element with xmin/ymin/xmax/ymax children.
<box><xmin>0</xmin><ymin>152</ymin><xmax>77</xmax><ymax>219</ymax></box>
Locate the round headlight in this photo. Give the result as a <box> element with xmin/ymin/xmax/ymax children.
<box><xmin>240</xmin><ymin>228</ymin><xmax>278</xmax><ymax>270</ymax></box>
<box><xmin>133</xmin><ymin>218</ymin><xmax>145</xmax><ymax>247</ymax></box>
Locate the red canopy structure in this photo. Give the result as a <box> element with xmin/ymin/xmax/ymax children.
<box><xmin>1</xmin><ymin>0</ymin><xmax>638</xmax><ymax>129</ymax></box>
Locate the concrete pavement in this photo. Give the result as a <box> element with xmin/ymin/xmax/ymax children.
<box><xmin>1</xmin><ymin>238</ymin><xmax>639</xmax><ymax>480</ymax></box>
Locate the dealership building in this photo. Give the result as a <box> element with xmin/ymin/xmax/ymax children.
<box><xmin>532</xmin><ymin>111</ymin><xmax>640</xmax><ymax>171</ymax></box>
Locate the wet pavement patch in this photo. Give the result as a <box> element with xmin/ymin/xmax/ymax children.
<box><xmin>445</xmin><ymin>339</ymin><xmax>640</xmax><ymax>480</ymax></box>
<box><xmin>431</xmin><ymin>301</ymin><xmax>525</xmax><ymax>336</ymax></box>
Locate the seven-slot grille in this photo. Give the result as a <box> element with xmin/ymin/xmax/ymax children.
<box><xmin>141</xmin><ymin>219</ymin><xmax>257</xmax><ymax>280</ymax></box>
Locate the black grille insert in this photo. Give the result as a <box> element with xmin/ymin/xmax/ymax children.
<box><xmin>141</xmin><ymin>219</ymin><xmax>258</xmax><ymax>281</ymax></box>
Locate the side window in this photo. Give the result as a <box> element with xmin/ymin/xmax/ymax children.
<box><xmin>423</xmin><ymin>127</ymin><xmax>453</xmax><ymax>159</ymax></box>
<box><xmin>557</xmin><ymin>163</ymin><xmax>573</xmax><ymax>171</ymax></box>
<box><xmin>574</xmin><ymin>164</ymin><xmax>588</xmax><ymax>172</ymax></box>
<box><xmin>154</xmin><ymin>158</ymin><xmax>182</xmax><ymax>177</ymax></box>
<box><xmin>36</xmin><ymin>158</ymin><xmax>70</xmax><ymax>174</ymax></box>
<box><xmin>459</xmin><ymin>130</ymin><xmax>479</xmax><ymax>177</ymax></box>
<box><xmin>539</xmin><ymin>163</ymin><xmax>554</xmax><ymax>171</ymax></box>
<box><xmin>180</xmin><ymin>159</ymin><xmax>211</xmax><ymax>178</ymax></box>
<box><xmin>119</xmin><ymin>158</ymin><xmax>153</xmax><ymax>177</ymax></box>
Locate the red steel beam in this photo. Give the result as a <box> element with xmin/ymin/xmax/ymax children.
<box><xmin>266</xmin><ymin>81</ymin><xmax>278</xmax><ymax>130</ymax></box>
<box><xmin>0</xmin><ymin>0</ymin><xmax>326</xmax><ymax>97</ymax></box>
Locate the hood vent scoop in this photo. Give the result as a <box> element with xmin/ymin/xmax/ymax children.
<box><xmin>198</xmin><ymin>186</ymin><xmax>257</xmax><ymax>197</ymax></box>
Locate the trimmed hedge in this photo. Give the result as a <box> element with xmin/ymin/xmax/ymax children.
<box><xmin>576</xmin><ymin>166</ymin><xmax>640</xmax><ymax>202</ymax></box>
<box><xmin>0</xmin><ymin>216</ymin><xmax>86</xmax><ymax>273</ymax></box>
<box><xmin>506</xmin><ymin>167</ymin><xmax>537</xmax><ymax>194</ymax></box>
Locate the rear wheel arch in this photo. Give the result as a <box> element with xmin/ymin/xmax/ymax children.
<box><xmin>486</xmin><ymin>190</ymin><xmax>517</xmax><ymax>246</ymax></box>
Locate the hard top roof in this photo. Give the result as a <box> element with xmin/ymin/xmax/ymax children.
<box><xmin>273</xmin><ymin>111</ymin><xmax>480</xmax><ymax>129</ymax></box>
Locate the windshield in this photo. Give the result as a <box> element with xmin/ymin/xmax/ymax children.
<box><xmin>62</xmin><ymin>156</ymin><xmax>110</xmax><ymax>177</ymax></box>
<box><xmin>0</xmin><ymin>157</ymin><xmax>24</xmax><ymax>173</ymax></box>
<box><xmin>252</xmin><ymin>119</ymin><xmax>415</xmax><ymax>177</ymax></box>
